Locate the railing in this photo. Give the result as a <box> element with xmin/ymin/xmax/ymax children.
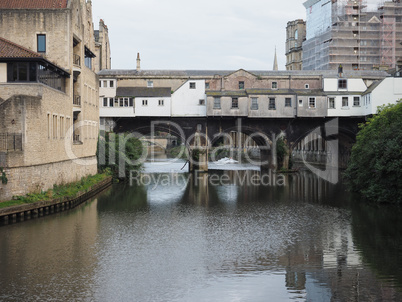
<box><xmin>73</xmin><ymin>95</ymin><xmax>81</xmax><ymax>106</ymax></box>
<box><xmin>73</xmin><ymin>54</ymin><xmax>81</xmax><ymax>67</ymax></box>
<box><xmin>0</xmin><ymin>133</ymin><xmax>23</xmax><ymax>152</ymax></box>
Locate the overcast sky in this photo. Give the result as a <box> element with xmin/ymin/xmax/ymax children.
<box><xmin>91</xmin><ymin>0</ymin><xmax>380</xmax><ymax>71</ymax></box>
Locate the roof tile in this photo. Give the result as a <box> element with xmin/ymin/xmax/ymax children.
<box><xmin>0</xmin><ymin>37</ymin><xmax>41</xmax><ymax>58</ymax></box>
<box><xmin>0</xmin><ymin>0</ymin><xmax>68</xmax><ymax>9</ymax></box>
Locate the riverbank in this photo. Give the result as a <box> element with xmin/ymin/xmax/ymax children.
<box><xmin>0</xmin><ymin>174</ymin><xmax>113</xmax><ymax>225</ymax></box>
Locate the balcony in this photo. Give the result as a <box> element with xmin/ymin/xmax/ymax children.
<box><xmin>73</xmin><ymin>95</ymin><xmax>81</xmax><ymax>106</ymax></box>
<box><xmin>73</xmin><ymin>133</ymin><xmax>82</xmax><ymax>145</ymax></box>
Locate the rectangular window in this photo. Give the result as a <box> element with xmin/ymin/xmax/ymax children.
<box><xmin>269</xmin><ymin>98</ymin><xmax>276</xmax><ymax>110</ymax></box>
<box><xmin>124</xmin><ymin>98</ymin><xmax>129</xmax><ymax>107</ymax></box>
<box><xmin>85</xmin><ymin>56</ymin><xmax>92</xmax><ymax>69</ymax></box>
<box><xmin>110</xmin><ymin>81</ymin><xmax>114</xmax><ymax>88</ymax></box>
<box><xmin>158</xmin><ymin>99</ymin><xmax>164</xmax><ymax>106</ymax></box>
<box><xmin>205</xmin><ymin>82</ymin><xmax>210</xmax><ymax>89</ymax></box>
<box><xmin>353</xmin><ymin>96</ymin><xmax>360</xmax><ymax>106</ymax></box>
<box><xmin>129</xmin><ymin>98</ymin><xmax>134</xmax><ymax>107</ymax></box>
<box><xmin>298</xmin><ymin>99</ymin><xmax>303</xmax><ymax>107</ymax></box>
<box><xmin>99</xmin><ymin>81</ymin><xmax>102</xmax><ymax>87</ymax></box>
<box><xmin>308</xmin><ymin>97</ymin><xmax>316</xmax><ymax>108</ymax></box>
<box><xmin>285</xmin><ymin>98</ymin><xmax>292</xmax><ymax>107</ymax></box>
<box><xmin>109</xmin><ymin>98</ymin><xmax>114</xmax><ymax>107</ymax></box>
<box><xmin>199</xmin><ymin>99</ymin><xmax>205</xmax><ymax>105</ymax></box>
<box><xmin>342</xmin><ymin>97</ymin><xmax>349</xmax><ymax>107</ymax></box>
<box><xmin>189</xmin><ymin>82</ymin><xmax>196</xmax><ymax>89</ymax></box>
<box><xmin>213</xmin><ymin>97</ymin><xmax>221</xmax><ymax>109</ymax></box>
<box><xmin>37</xmin><ymin>34</ymin><xmax>46</xmax><ymax>53</ymax></box>
<box><xmin>338</xmin><ymin>79</ymin><xmax>347</xmax><ymax>89</ymax></box>
<box><xmin>239</xmin><ymin>81</ymin><xmax>244</xmax><ymax>90</ymax></box>
<box><xmin>103</xmin><ymin>97</ymin><xmax>108</xmax><ymax>107</ymax></box>
<box><xmin>119</xmin><ymin>98</ymin><xmax>124</xmax><ymax>107</ymax></box>
<box><xmin>272</xmin><ymin>82</ymin><xmax>278</xmax><ymax>89</ymax></box>
<box><xmin>251</xmin><ymin>97</ymin><xmax>258</xmax><ymax>110</ymax></box>
<box><xmin>305</xmin><ymin>84</ymin><xmax>309</xmax><ymax>89</ymax></box>
<box><xmin>147</xmin><ymin>81</ymin><xmax>153</xmax><ymax>88</ymax></box>
<box><xmin>328</xmin><ymin>97</ymin><xmax>335</xmax><ymax>109</ymax></box>
<box><xmin>142</xmin><ymin>99</ymin><xmax>148</xmax><ymax>106</ymax></box>
<box><xmin>103</xmin><ymin>80</ymin><xmax>107</xmax><ymax>87</ymax></box>
<box><xmin>231</xmin><ymin>98</ymin><xmax>239</xmax><ymax>109</ymax></box>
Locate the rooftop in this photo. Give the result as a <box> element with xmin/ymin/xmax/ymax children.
<box><xmin>0</xmin><ymin>0</ymin><xmax>68</xmax><ymax>9</ymax></box>
<box><xmin>0</xmin><ymin>37</ymin><xmax>41</xmax><ymax>58</ymax></box>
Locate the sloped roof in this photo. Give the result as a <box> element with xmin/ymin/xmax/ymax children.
<box><xmin>0</xmin><ymin>37</ymin><xmax>41</xmax><ymax>58</ymax></box>
<box><xmin>0</xmin><ymin>0</ymin><xmax>68</xmax><ymax>9</ymax></box>
<box><xmin>116</xmin><ymin>87</ymin><xmax>171</xmax><ymax>98</ymax></box>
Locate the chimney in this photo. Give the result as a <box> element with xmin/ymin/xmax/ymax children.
<box><xmin>136</xmin><ymin>53</ymin><xmax>141</xmax><ymax>71</ymax></box>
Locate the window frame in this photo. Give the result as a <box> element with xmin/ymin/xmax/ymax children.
<box><xmin>268</xmin><ymin>98</ymin><xmax>276</xmax><ymax>110</ymax></box>
<box><xmin>231</xmin><ymin>97</ymin><xmax>239</xmax><ymax>109</ymax></box>
<box><xmin>338</xmin><ymin>79</ymin><xmax>347</xmax><ymax>90</ymax></box>
<box><xmin>189</xmin><ymin>82</ymin><xmax>196</xmax><ymax>89</ymax></box>
<box><xmin>251</xmin><ymin>97</ymin><xmax>258</xmax><ymax>110</ymax></box>
<box><xmin>342</xmin><ymin>96</ymin><xmax>349</xmax><ymax>108</ymax></box>
<box><xmin>328</xmin><ymin>97</ymin><xmax>335</xmax><ymax>109</ymax></box>
<box><xmin>285</xmin><ymin>98</ymin><xmax>292</xmax><ymax>107</ymax></box>
<box><xmin>37</xmin><ymin>34</ymin><xmax>46</xmax><ymax>53</ymax></box>
<box><xmin>271</xmin><ymin>81</ymin><xmax>278</xmax><ymax>89</ymax></box>
<box><xmin>308</xmin><ymin>97</ymin><xmax>316</xmax><ymax>109</ymax></box>
<box><xmin>239</xmin><ymin>81</ymin><xmax>245</xmax><ymax>90</ymax></box>
<box><xmin>213</xmin><ymin>97</ymin><xmax>221</xmax><ymax>109</ymax></box>
<box><xmin>353</xmin><ymin>96</ymin><xmax>360</xmax><ymax>107</ymax></box>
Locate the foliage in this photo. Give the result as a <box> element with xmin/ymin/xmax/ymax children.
<box><xmin>166</xmin><ymin>145</ymin><xmax>188</xmax><ymax>159</ymax></box>
<box><xmin>97</xmin><ymin>132</ymin><xmax>144</xmax><ymax>180</ymax></box>
<box><xmin>344</xmin><ymin>102</ymin><xmax>402</xmax><ymax>204</ymax></box>
<box><xmin>276</xmin><ymin>137</ymin><xmax>292</xmax><ymax>170</ymax></box>
<box><xmin>0</xmin><ymin>167</ymin><xmax>7</xmax><ymax>184</ymax></box>
<box><xmin>0</xmin><ymin>173</ymin><xmax>109</xmax><ymax>208</ymax></box>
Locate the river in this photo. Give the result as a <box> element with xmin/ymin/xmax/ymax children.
<box><xmin>1</xmin><ymin>159</ymin><xmax>402</xmax><ymax>301</ymax></box>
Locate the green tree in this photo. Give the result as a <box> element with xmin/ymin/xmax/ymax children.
<box><xmin>344</xmin><ymin>101</ymin><xmax>402</xmax><ymax>204</ymax></box>
<box><xmin>97</xmin><ymin>132</ymin><xmax>145</xmax><ymax>180</ymax></box>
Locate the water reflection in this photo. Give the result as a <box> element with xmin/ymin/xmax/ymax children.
<box><xmin>1</xmin><ymin>162</ymin><xmax>402</xmax><ymax>301</ymax></box>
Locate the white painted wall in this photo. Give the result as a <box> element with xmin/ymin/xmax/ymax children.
<box><xmin>100</xmin><ymin>106</ymin><xmax>135</xmax><ymax>117</ymax></box>
<box><xmin>172</xmin><ymin>80</ymin><xmax>206</xmax><ymax>117</ymax></box>
<box><xmin>324</xmin><ymin>78</ymin><xmax>367</xmax><ymax>92</ymax></box>
<box><xmin>326</xmin><ymin>95</ymin><xmax>365</xmax><ymax>117</ymax></box>
<box><xmin>0</xmin><ymin>63</ymin><xmax>6</xmax><ymax>83</ymax></box>
<box><xmin>135</xmin><ymin>97</ymin><xmax>171</xmax><ymax>117</ymax></box>
<box><xmin>99</xmin><ymin>78</ymin><xmax>116</xmax><ymax>98</ymax></box>
<box><xmin>370</xmin><ymin>78</ymin><xmax>402</xmax><ymax>114</ymax></box>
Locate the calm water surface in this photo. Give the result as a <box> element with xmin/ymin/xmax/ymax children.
<box><xmin>1</xmin><ymin>159</ymin><xmax>402</xmax><ymax>301</ymax></box>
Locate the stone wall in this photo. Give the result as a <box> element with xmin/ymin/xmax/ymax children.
<box><xmin>0</xmin><ymin>157</ymin><xmax>97</xmax><ymax>202</ymax></box>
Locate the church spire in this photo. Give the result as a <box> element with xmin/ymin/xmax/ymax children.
<box><xmin>273</xmin><ymin>47</ymin><xmax>278</xmax><ymax>71</ymax></box>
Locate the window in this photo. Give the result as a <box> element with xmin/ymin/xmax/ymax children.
<box><xmin>119</xmin><ymin>98</ymin><xmax>124</xmax><ymax>107</ymax></box>
<box><xmin>142</xmin><ymin>99</ymin><xmax>148</xmax><ymax>106</ymax></box>
<box><xmin>205</xmin><ymin>82</ymin><xmax>210</xmax><ymax>89</ymax></box>
<box><xmin>37</xmin><ymin>34</ymin><xmax>46</xmax><ymax>53</ymax></box>
<box><xmin>124</xmin><ymin>98</ymin><xmax>129</xmax><ymax>107</ymax></box>
<box><xmin>285</xmin><ymin>98</ymin><xmax>292</xmax><ymax>107</ymax></box>
<box><xmin>231</xmin><ymin>98</ymin><xmax>239</xmax><ymax>109</ymax></box>
<box><xmin>103</xmin><ymin>80</ymin><xmax>107</xmax><ymax>87</ymax></box>
<box><xmin>147</xmin><ymin>81</ymin><xmax>153</xmax><ymax>88</ymax></box>
<box><xmin>353</xmin><ymin>96</ymin><xmax>360</xmax><ymax>106</ymax></box>
<box><xmin>308</xmin><ymin>97</ymin><xmax>316</xmax><ymax>108</ymax></box>
<box><xmin>85</xmin><ymin>56</ymin><xmax>92</xmax><ymax>69</ymax></box>
<box><xmin>338</xmin><ymin>79</ymin><xmax>347</xmax><ymax>89</ymax></box>
<box><xmin>110</xmin><ymin>81</ymin><xmax>114</xmax><ymax>88</ymax></box>
<box><xmin>298</xmin><ymin>99</ymin><xmax>303</xmax><ymax>107</ymax></box>
<box><xmin>305</xmin><ymin>84</ymin><xmax>309</xmax><ymax>89</ymax></box>
<box><xmin>294</xmin><ymin>29</ymin><xmax>298</xmax><ymax>40</ymax></box>
<box><xmin>103</xmin><ymin>98</ymin><xmax>108</xmax><ymax>107</ymax></box>
<box><xmin>53</xmin><ymin>115</ymin><xmax>57</xmax><ymax>139</ymax></box>
<box><xmin>342</xmin><ymin>97</ymin><xmax>349</xmax><ymax>107</ymax></box>
<box><xmin>213</xmin><ymin>97</ymin><xmax>221</xmax><ymax>109</ymax></box>
<box><xmin>328</xmin><ymin>97</ymin><xmax>335</xmax><ymax>109</ymax></box>
<box><xmin>129</xmin><ymin>98</ymin><xmax>134</xmax><ymax>107</ymax></box>
<box><xmin>99</xmin><ymin>81</ymin><xmax>102</xmax><ymax>87</ymax></box>
<box><xmin>109</xmin><ymin>98</ymin><xmax>114</xmax><ymax>107</ymax></box>
<box><xmin>7</xmin><ymin>62</ymin><xmax>37</xmax><ymax>82</ymax></box>
<box><xmin>199</xmin><ymin>99</ymin><xmax>205</xmax><ymax>105</ymax></box>
<box><xmin>84</xmin><ymin>47</ymin><xmax>94</xmax><ymax>69</ymax></box>
<box><xmin>239</xmin><ymin>81</ymin><xmax>244</xmax><ymax>90</ymax></box>
<box><xmin>269</xmin><ymin>98</ymin><xmax>276</xmax><ymax>110</ymax></box>
<box><xmin>272</xmin><ymin>82</ymin><xmax>278</xmax><ymax>89</ymax></box>
<box><xmin>251</xmin><ymin>97</ymin><xmax>258</xmax><ymax>110</ymax></box>
<box><xmin>189</xmin><ymin>82</ymin><xmax>196</xmax><ymax>89</ymax></box>
<box><xmin>158</xmin><ymin>99</ymin><xmax>164</xmax><ymax>106</ymax></box>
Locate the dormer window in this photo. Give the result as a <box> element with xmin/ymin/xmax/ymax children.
<box><xmin>147</xmin><ymin>81</ymin><xmax>153</xmax><ymax>88</ymax></box>
<box><xmin>338</xmin><ymin>79</ymin><xmax>347</xmax><ymax>89</ymax></box>
<box><xmin>189</xmin><ymin>82</ymin><xmax>196</xmax><ymax>89</ymax></box>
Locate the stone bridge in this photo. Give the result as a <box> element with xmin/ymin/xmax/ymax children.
<box><xmin>113</xmin><ymin>116</ymin><xmax>364</xmax><ymax>171</ymax></box>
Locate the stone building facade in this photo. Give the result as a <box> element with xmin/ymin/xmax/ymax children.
<box><xmin>94</xmin><ymin>19</ymin><xmax>111</xmax><ymax>72</ymax></box>
<box><xmin>0</xmin><ymin>0</ymin><xmax>101</xmax><ymax>201</ymax></box>
<box><xmin>285</xmin><ymin>19</ymin><xmax>306</xmax><ymax>71</ymax></box>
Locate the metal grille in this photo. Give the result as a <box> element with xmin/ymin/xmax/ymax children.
<box><xmin>0</xmin><ymin>133</ymin><xmax>23</xmax><ymax>152</ymax></box>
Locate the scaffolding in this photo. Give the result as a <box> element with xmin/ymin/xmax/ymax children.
<box><xmin>302</xmin><ymin>0</ymin><xmax>402</xmax><ymax>70</ymax></box>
